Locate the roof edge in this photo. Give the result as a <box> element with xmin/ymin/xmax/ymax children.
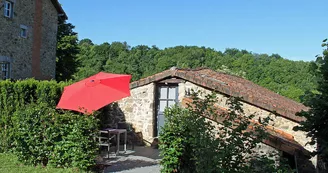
<box><xmin>51</xmin><ymin>0</ymin><xmax>68</xmax><ymax>20</ymax></box>
<box><xmin>130</xmin><ymin>68</ymin><xmax>177</xmax><ymax>89</ymax></box>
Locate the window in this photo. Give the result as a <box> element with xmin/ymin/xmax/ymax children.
<box><xmin>4</xmin><ymin>1</ymin><xmax>13</xmax><ymax>18</ymax></box>
<box><xmin>20</xmin><ymin>25</ymin><xmax>28</xmax><ymax>38</ymax></box>
<box><xmin>0</xmin><ymin>62</ymin><xmax>10</xmax><ymax>80</ymax></box>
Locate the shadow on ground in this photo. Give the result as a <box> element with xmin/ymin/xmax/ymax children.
<box><xmin>105</xmin><ymin>159</ymin><xmax>158</xmax><ymax>172</ymax></box>
<box><xmin>97</xmin><ymin>146</ymin><xmax>161</xmax><ymax>173</ymax></box>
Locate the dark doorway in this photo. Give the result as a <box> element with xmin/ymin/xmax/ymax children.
<box><xmin>282</xmin><ymin>151</ymin><xmax>296</xmax><ymax>171</ymax></box>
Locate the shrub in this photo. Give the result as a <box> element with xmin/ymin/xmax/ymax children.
<box><xmin>159</xmin><ymin>92</ymin><xmax>292</xmax><ymax>173</ymax></box>
<box><xmin>48</xmin><ymin>110</ymin><xmax>99</xmax><ymax>170</ymax></box>
<box><xmin>0</xmin><ymin>79</ymin><xmax>67</xmax><ymax>152</ymax></box>
<box><xmin>0</xmin><ymin>79</ymin><xmax>99</xmax><ymax>170</ymax></box>
<box><xmin>12</xmin><ymin>103</ymin><xmax>98</xmax><ymax>170</ymax></box>
<box><xmin>12</xmin><ymin>104</ymin><xmax>55</xmax><ymax>166</ymax></box>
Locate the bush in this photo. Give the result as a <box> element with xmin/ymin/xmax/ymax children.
<box><xmin>12</xmin><ymin>103</ymin><xmax>98</xmax><ymax>170</ymax></box>
<box><xmin>159</xmin><ymin>92</ymin><xmax>292</xmax><ymax>173</ymax></box>
<box><xmin>0</xmin><ymin>79</ymin><xmax>68</xmax><ymax>152</ymax></box>
<box><xmin>0</xmin><ymin>79</ymin><xmax>99</xmax><ymax>170</ymax></box>
<box><xmin>48</xmin><ymin>110</ymin><xmax>98</xmax><ymax>170</ymax></box>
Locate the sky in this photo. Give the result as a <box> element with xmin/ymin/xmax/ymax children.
<box><xmin>60</xmin><ymin>0</ymin><xmax>327</xmax><ymax>61</ymax></box>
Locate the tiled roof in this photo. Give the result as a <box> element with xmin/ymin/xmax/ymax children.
<box><xmin>51</xmin><ymin>0</ymin><xmax>67</xmax><ymax>20</ymax></box>
<box><xmin>182</xmin><ymin>97</ymin><xmax>311</xmax><ymax>156</ymax></box>
<box><xmin>131</xmin><ymin>67</ymin><xmax>307</xmax><ymax>122</ymax></box>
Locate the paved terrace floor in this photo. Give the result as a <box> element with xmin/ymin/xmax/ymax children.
<box><xmin>97</xmin><ymin>146</ymin><xmax>161</xmax><ymax>173</ymax></box>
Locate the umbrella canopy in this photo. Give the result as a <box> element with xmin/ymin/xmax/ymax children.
<box><xmin>56</xmin><ymin>72</ymin><xmax>131</xmax><ymax>114</ymax></box>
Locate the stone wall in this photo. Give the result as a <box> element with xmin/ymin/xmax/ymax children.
<box><xmin>40</xmin><ymin>0</ymin><xmax>58</xmax><ymax>79</ymax></box>
<box><xmin>0</xmin><ymin>0</ymin><xmax>58</xmax><ymax>80</ymax></box>
<box><xmin>118</xmin><ymin>83</ymin><xmax>155</xmax><ymax>143</ymax></box>
<box><xmin>0</xmin><ymin>0</ymin><xmax>34</xmax><ymax>79</ymax></box>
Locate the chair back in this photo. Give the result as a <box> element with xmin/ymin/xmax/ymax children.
<box><xmin>117</xmin><ymin>122</ymin><xmax>133</xmax><ymax>131</ymax></box>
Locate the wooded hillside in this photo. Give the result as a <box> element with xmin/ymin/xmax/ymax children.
<box><xmin>69</xmin><ymin>39</ymin><xmax>316</xmax><ymax>102</ymax></box>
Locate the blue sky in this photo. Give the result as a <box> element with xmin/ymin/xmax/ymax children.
<box><xmin>60</xmin><ymin>0</ymin><xmax>327</xmax><ymax>61</ymax></box>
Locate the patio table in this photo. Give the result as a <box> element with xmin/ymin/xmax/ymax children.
<box><xmin>100</xmin><ymin>128</ymin><xmax>127</xmax><ymax>154</ymax></box>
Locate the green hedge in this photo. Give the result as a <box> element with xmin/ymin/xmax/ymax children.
<box><xmin>0</xmin><ymin>79</ymin><xmax>99</xmax><ymax>170</ymax></box>
<box><xmin>0</xmin><ymin>79</ymin><xmax>67</xmax><ymax>152</ymax></box>
<box><xmin>12</xmin><ymin>104</ymin><xmax>98</xmax><ymax>170</ymax></box>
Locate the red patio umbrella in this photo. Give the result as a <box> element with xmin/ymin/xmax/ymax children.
<box><xmin>56</xmin><ymin>72</ymin><xmax>131</xmax><ymax>114</ymax></box>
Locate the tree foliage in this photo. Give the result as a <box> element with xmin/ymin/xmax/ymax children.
<box><xmin>294</xmin><ymin>39</ymin><xmax>328</xmax><ymax>164</ymax></box>
<box><xmin>72</xmin><ymin>41</ymin><xmax>317</xmax><ymax>102</ymax></box>
<box><xmin>56</xmin><ymin>19</ymin><xmax>79</xmax><ymax>81</ymax></box>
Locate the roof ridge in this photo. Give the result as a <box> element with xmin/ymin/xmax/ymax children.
<box><xmin>176</xmin><ymin>67</ymin><xmax>247</xmax><ymax>80</ymax></box>
<box><xmin>171</xmin><ymin>66</ymin><xmax>210</xmax><ymax>71</ymax></box>
<box><xmin>211</xmin><ymin>69</ymin><xmax>248</xmax><ymax>80</ymax></box>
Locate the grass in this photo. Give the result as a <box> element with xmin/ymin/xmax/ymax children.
<box><xmin>0</xmin><ymin>153</ymin><xmax>80</xmax><ymax>173</ymax></box>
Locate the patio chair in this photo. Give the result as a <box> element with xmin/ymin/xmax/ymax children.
<box><xmin>97</xmin><ymin>130</ymin><xmax>115</xmax><ymax>158</ymax></box>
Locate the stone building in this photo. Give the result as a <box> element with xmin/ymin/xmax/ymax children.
<box><xmin>0</xmin><ymin>0</ymin><xmax>66</xmax><ymax>80</ymax></box>
<box><xmin>118</xmin><ymin>67</ymin><xmax>317</xmax><ymax>172</ymax></box>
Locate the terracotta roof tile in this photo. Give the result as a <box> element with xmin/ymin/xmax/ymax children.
<box><xmin>131</xmin><ymin>67</ymin><xmax>307</xmax><ymax>122</ymax></box>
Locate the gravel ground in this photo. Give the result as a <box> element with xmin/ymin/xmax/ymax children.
<box><xmin>115</xmin><ymin>165</ymin><xmax>160</xmax><ymax>173</ymax></box>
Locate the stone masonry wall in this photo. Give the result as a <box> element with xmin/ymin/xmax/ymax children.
<box><xmin>0</xmin><ymin>0</ymin><xmax>34</xmax><ymax>79</ymax></box>
<box><xmin>178</xmin><ymin>81</ymin><xmax>316</xmax><ymax>157</ymax></box>
<box><xmin>0</xmin><ymin>0</ymin><xmax>58</xmax><ymax>80</ymax></box>
<box><xmin>40</xmin><ymin>0</ymin><xmax>58</xmax><ymax>79</ymax></box>
<box><xmin>118</xmin><ymin>83</ymin><xmax>155</xmax><ymax>143</ymax></box>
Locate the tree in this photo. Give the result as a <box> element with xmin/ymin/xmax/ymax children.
<box><xmin>72</xmin><ymin>41</ymin><xmax>317</xmax><ymax>102</ymax></box>
<box><xmin>294</xmin><ymin>39</ymin><xmax>328</xmax><ymax>166</ymax></box>
<box><xmin>56</xmin><ymin>19</ymin><xmax>79</xmax><ymax>81</ymax></box>
<box><xmin>79</xmin><ymin>38</ymin><xmax>94</xmax><ymax>46</ymax></box>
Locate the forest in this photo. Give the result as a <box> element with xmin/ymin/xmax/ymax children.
<box><xmin>56</xmin><ymin>21</ymin><xmax>319</xmax><ymax>103</ymax></box>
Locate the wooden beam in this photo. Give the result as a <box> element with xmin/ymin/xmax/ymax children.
<box><xmin>158</xmin><ymin>78</ymin><xmax>185</xmax><ymax>84</ymax></box>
